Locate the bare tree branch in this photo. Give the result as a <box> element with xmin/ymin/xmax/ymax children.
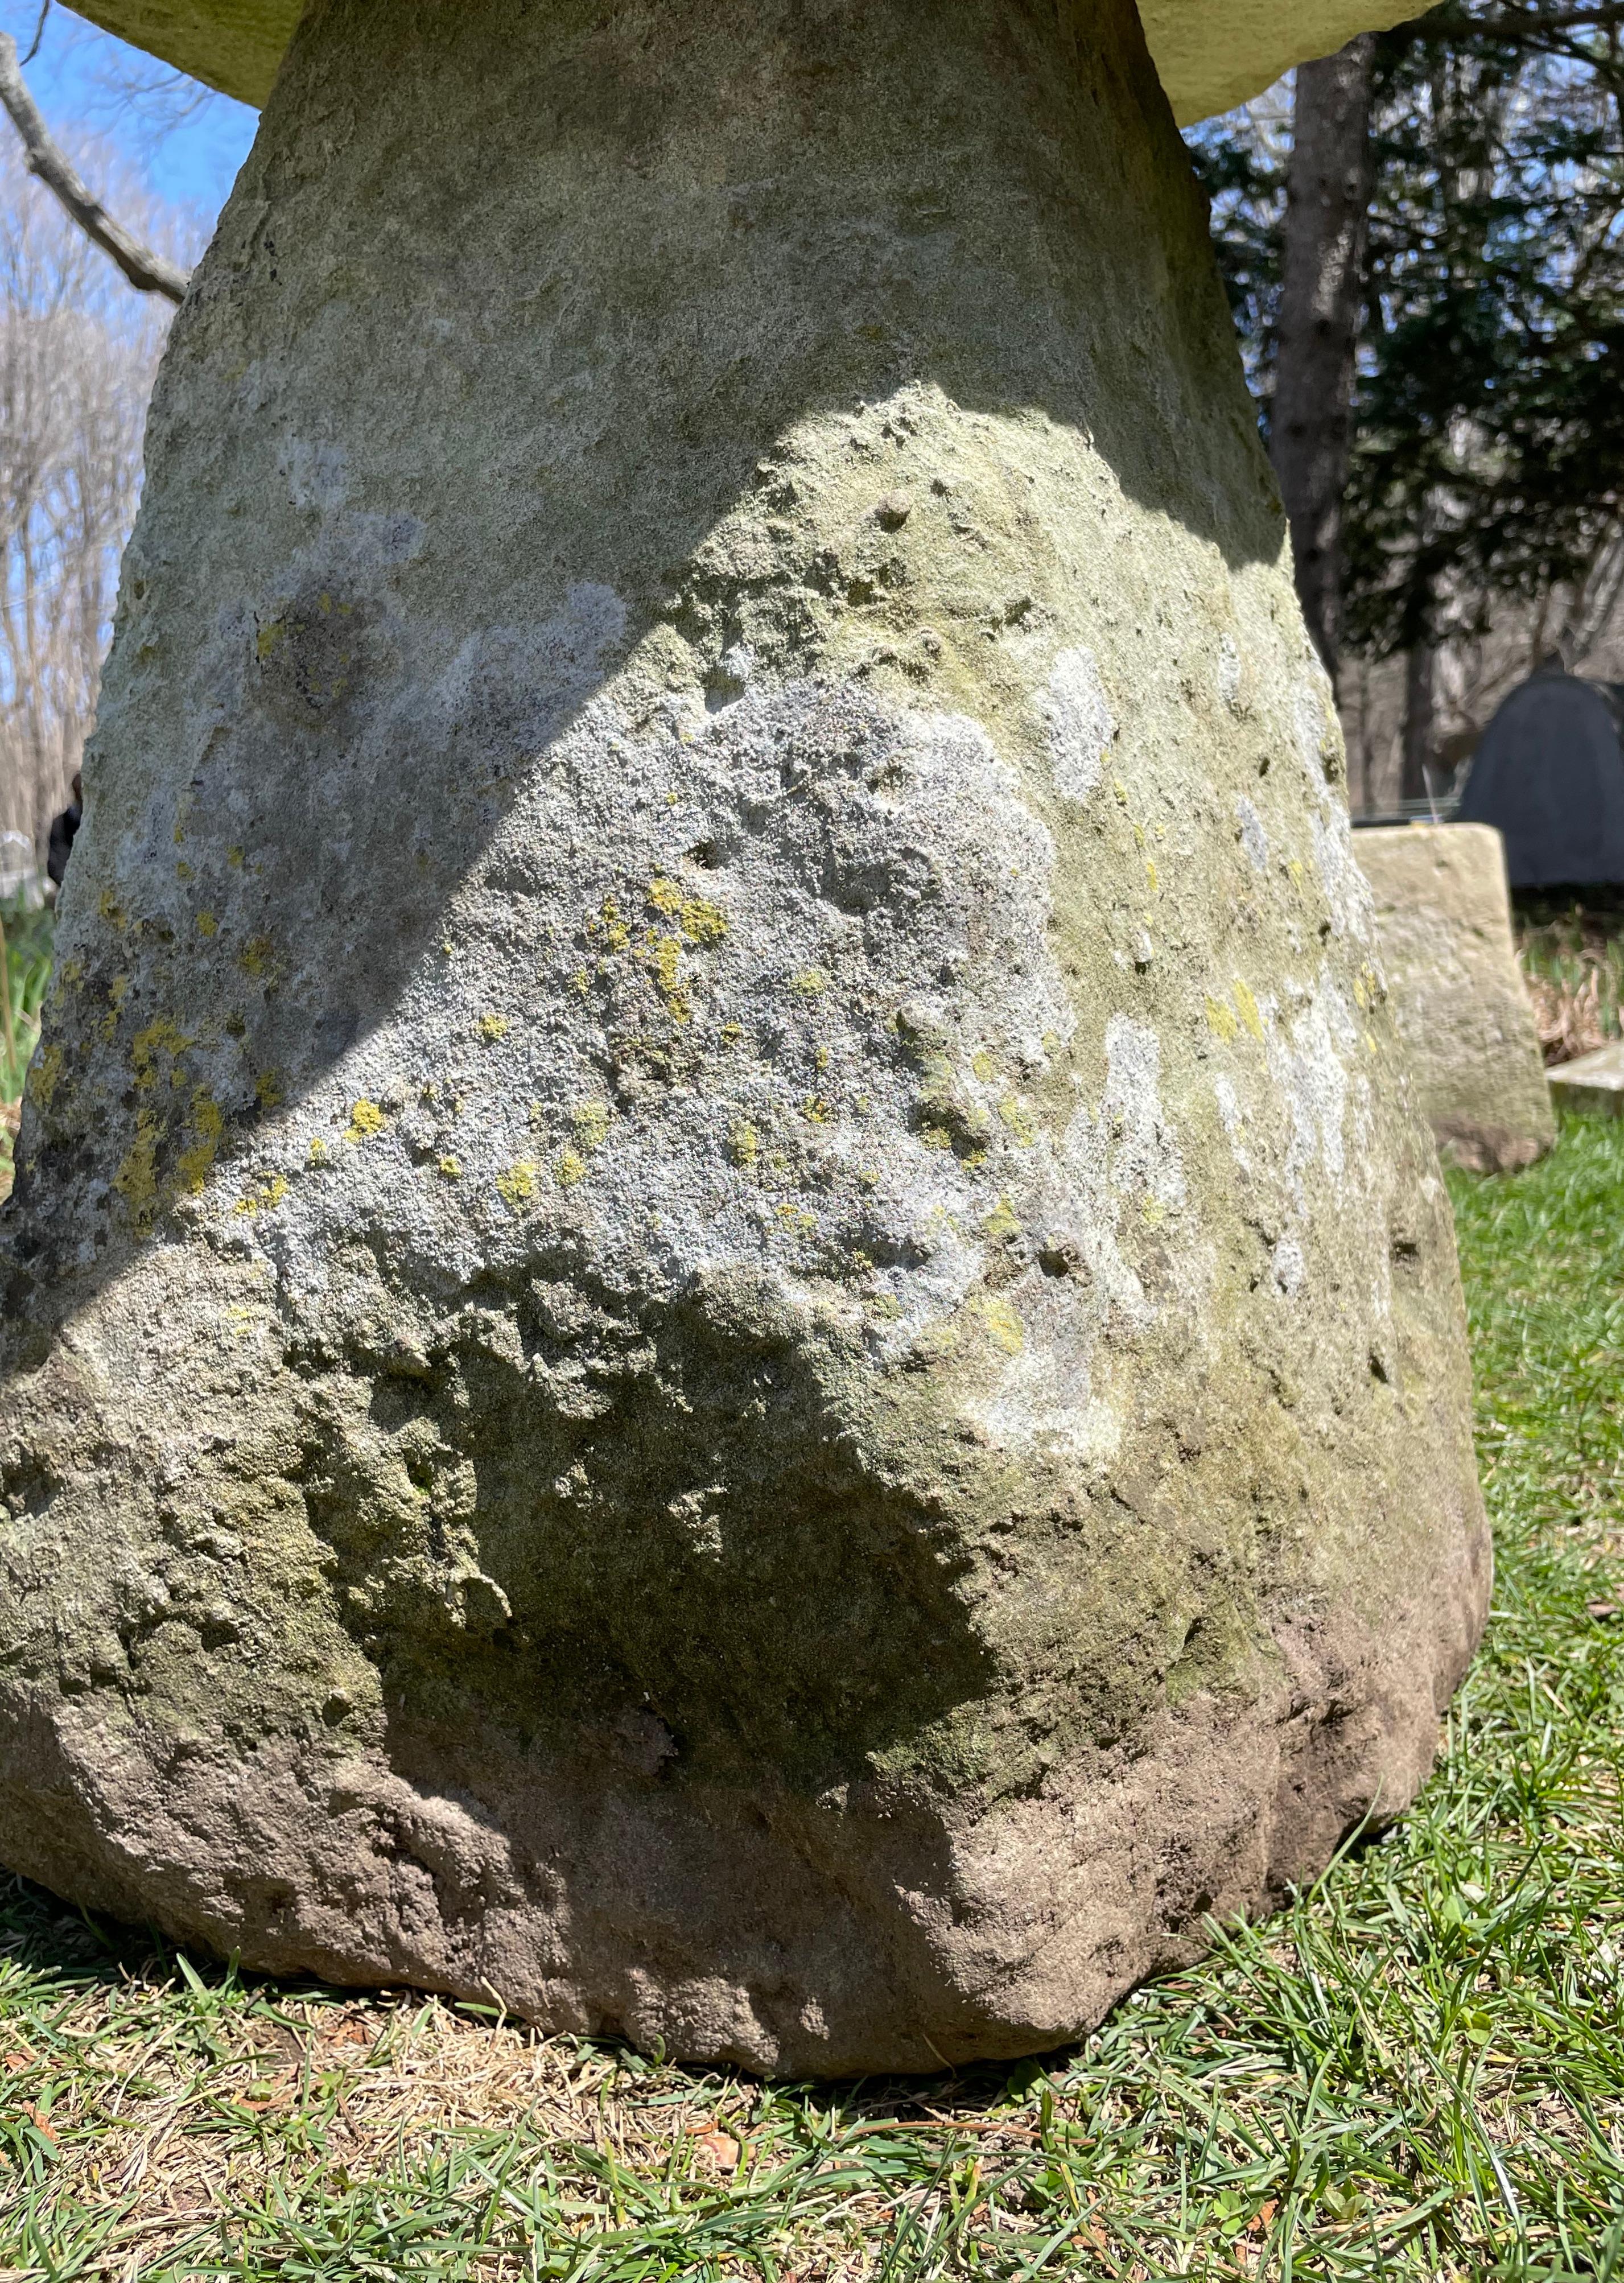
<box><xmin>0</xmin><ymin>31</ymin><xmax>188</xmax><ymax>303</ymax></box>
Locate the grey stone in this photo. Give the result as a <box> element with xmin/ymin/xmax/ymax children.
<box><xmin>1548</xmin><ymin>1041</ymin><xmax>1624</xmax><ymax>1118</ymax></box>
<box><xmin>0</xmin><ymin>0</ymin><xmax>1489</xmax><ymax>2076</ymax></box>
<box><xmin>1354</xmin><ymin>824</ymin><xmax>1555</xmax><ymax>1173</ymax></box>
<box><xmin>1456</xmin><ymin>669</ymin><xmax>1624</xmax><ymax>889</ymax></box>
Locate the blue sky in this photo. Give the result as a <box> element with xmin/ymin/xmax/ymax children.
<box><xmin>2</xmin><ymin>0</ymin><xmax>255</xmax><ymax>227</ymax></box>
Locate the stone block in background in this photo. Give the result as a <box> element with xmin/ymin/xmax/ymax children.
<box><xmin>1548</xmin><ymin>1042</ymin><xmax>1624</xmax><ymax>1118</ymax></box>
<box><xmin>1355</xmin><ymin>823</ymin><xmax>1555</xmax><ymax>1174</ymax></box>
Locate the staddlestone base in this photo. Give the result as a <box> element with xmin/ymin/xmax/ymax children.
<box><xmin>0</xmin><ymin>0</ymin><xmax>1489</xmax><ymax>2074</ymax></box>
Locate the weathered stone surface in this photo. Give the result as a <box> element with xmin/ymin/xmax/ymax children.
<box><xmin>0</xmin><ymin>0</ymin><xmax>1488</xmax><ymax>2076</ymax></box>
<box><xmin>1355</xmin><ymin>824</ymin><xmax>1554</xmax><ymax>1175</ymax></box>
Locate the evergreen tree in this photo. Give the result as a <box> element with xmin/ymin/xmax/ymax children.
<box><xmin>1189</xmin><ymin>1</ymin><xmax>1624</xmax><ymax>783</ymax></box>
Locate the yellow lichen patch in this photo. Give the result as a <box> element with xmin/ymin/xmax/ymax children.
<box><xmin>774</xmin><ymin>1201</ymin><xmax>817</xmax><ymax>1234</ymax></box>
<box><xmin>649</xmin><ymin>877</ymin><xmax>729</xmax><ymax>946</ymax></box>
<box><xmin>595</xmin><ymin>895</ymin><xmax>632</xmax><ymax>954</ymax></box>
<box><xmin>131</xmin><ymin>1017</ymin><xmax>189</xmax><ymax>1087</ymax></box>
<box><xmin>919</xmin><ymin>1125</ymin><xmax>953</xmax><ymax>1152</ymax></box>
<box><xmin>238</xmin><ymin>936</ymin><xmax>275</xmax><ymax>980</ymax></box>
<box><xmin>1287</xmin><ymin>857</ymin><xmax>1305</xmax><ymax>889</ymax></box>
<box><xmin>234</xmin><ymin>1173</ymin><xmax>290</xmax><ymax>1217</ymax></box>
<box><xmin>476</xmin><ymin>1012</ymin><xmax>509</xmax><ymax>1043</ymax></box>
<box><xmin>98</xmin><ymin>890</ymin><xmax>127</xmax><ymax>930</ymax></box>
<box><xmin>196</xmin><ymin>910</ymin><xmax>219</xmax><ymax>939</ymax></box>
<box><xmin>437</xmin><ymin>1155</ymin><xmax>462</xmax><ymax>1180</ymax></box>
<box><xmin>976</xmin><ymin>1293</ymin><xmax>1025</xmax><ymax>1356</ymax></box>
<box><xmin>496</xmin><ymin>1160</ymin><xmax>537</xmax><ymax>1212</ymax></box>
<box><xmin>814</xmin><ymin>1045</ymin><xmax>830</xmax><ymax>1072</ymax></box>
<box><xmin>175</xmin><ymin>859</ymin><xmax>193</xmax><ymax>881</ymax></box>
<box><xmin>971</xmin><ymin>1049</ymin><xmax>998</xmax><ymax>1084</ymax></box>
<box><xmin>792</xmin><ymin>968</ymin><xmax>828</xmax><ymax>996</ymax></box>
<box><xmin>573</xmin><ymin>967</ymin><xmax>590</xmax><ymax>994</ymax></box>
<box><xmin>1141</xmin><ymin>1196</ymin><xmax>1165</xmax><ymax>1228</ymax></box>
<box><xmin>1366</xmin><ymin>1031</ymin><xmax>1379</xmax><ymax>1054</ymax></box>
<box><xmin>572</xmin><ymin>1100</ymin><xmax>611</xmax><ymax>1151</ymax></box>
<box><xmin>1145</xmin><ymin>857</ymin><xmax>1159</xmax><ymax>896</ymax></box>
<box><xmin>801</xmin><ymin>1095</ymin><xmax>831</xmax><ymax>1124</ymax></box>
<box><xmin>175</xmin><ymin>1092</ymin><xmax>224</xmax><ymax>1194</ymax></box>
<box><xmin>345</xmin><ymin>1099</ymin><xmax>388</xmax><ymax>1144</ymax></box>
<box><xmin>1205</xmin><ymin>994</ymin><xmax>1239</xmax><ymax>1043</ymax></box>
<box><xmin>255</xmin><ymin>1068</ymin><xmax>285</xmax><ymax>1110</ymax></box>
<box><xmin>255</xmin><ymin>620</ymin><xmax>285</xmax><ymax>661</ymax></box>
<box><xmin>228</xmin><ymin>846</ymin><xmax>245</xmax><ymax>869</ymax></box>
<box><xmin>727</xmin><ymin>1119</ymin><xmax>759</xmax><ymax>1170</ymax></box>
<box><xmin>982</xmin><ymin>1194</ymin><xmax>1022</xmax><ymax>1241</ymax></box>
<box><xmin>28</xmin><ymin>1042</ymin><xmax>64</xmax><ymax>1110</ymax></box>
<box><xmin>307</xmin><ymin>1135</ymin><xmax>330</xmax><ymax>1166</ymax></box>
<box><xmin>113</xmin><ymin>1110</ymin><xmax>160</xmax><ymax>1227</ymax></box>
<box><xmin>998</xmin><ymin>1097</ymin><xmax>1037</xmax><ymax>1147</ymax></box>
<box><xmin>679</xmin><ymin>894</ymin><xmax>727</xmax><ymax>945</ymax></box>
<box><xmin>556</xmin><ymin>1146</ymin><xmax>588</xmax><ymax>1188</ymax></box>
<box><xmin>652</xmin><ymin>934</ymin><xmax>691</xmax><ymax>1023</ymax></box>
<box><xmin>1231</xmin><ymin>979</ymin><xmax>1265</xmax><ymax>1042</ymax></box>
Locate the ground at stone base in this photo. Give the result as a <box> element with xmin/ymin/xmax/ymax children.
<box><xmin>2</xmin><ymin>1115</ymin><xmax>1618</xmax><ymax>2282</ymax></box>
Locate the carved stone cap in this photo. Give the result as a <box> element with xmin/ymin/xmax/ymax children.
<box><xmin>72</xmin><ymin>0</ymin><xmax>1417</xmax><ymax>123</ymax></box>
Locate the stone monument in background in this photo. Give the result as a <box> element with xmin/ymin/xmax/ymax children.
<box><xmin>1356</xmin><ymin>823</ymin><xmax>1555</xmax><ymax>1173</ymax></box>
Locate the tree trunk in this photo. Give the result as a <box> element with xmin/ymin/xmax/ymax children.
<box><xmin>1271</xmin><ymin>35</ymin><xmax>1377</xmax><ymax>676</ymax></box>
<box><xmin>1402</xmin><ymin>639</ymin><xmax>1436</xmax><ymax>803</ymax></box>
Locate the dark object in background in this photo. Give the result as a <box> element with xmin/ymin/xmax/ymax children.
<box><xmin>1457</xmin><ymin>668</ymin><xmax>1624</xmax><ymax>888</ymax></box>
<box><xmin>46</xmin><ymin>773</ymin><xmax>81</xmax><ymax>890</ymax></box>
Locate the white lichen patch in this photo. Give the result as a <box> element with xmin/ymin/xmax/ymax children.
<box><xmin>1235</xmin><ymin>795</ymin><xmax>1268</xmax><ymax>875</ymax></box>
<box><xmin>1271</xmin><ymin>1234</ymin><xmax>1305</xmax><ymax>1297</ymax></box>
<box><xmin>1037</xmin><ymin>646</ymin><xmax>1116</xmax><ymax>802</ymax></box>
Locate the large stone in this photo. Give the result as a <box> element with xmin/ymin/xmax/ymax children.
<box><xmin>1355</xmin><ymin>824</ymin><xmax>1555</xmax><ymax>1174</ymax></box>
<box><xmin>0</xmin><ymin>0</ymin><xmax>1488</xmax><ymax>2076</ymax></box>
<box><xmin>1455</xmin><ymin>669</ymin><xmax>1624</xmax><ymax>890</ymax></box>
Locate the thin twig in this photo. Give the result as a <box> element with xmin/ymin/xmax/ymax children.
<box><xmin>21</xmin><ymin>0</ymin><xmax>50</xmax><ymax>67</ymax></box>
<box><xmin>0</xmin><ymin>30</ymin><xmax>189</xmax><ymax>303</ymax></box>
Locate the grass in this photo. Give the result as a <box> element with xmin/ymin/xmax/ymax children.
<box><xmin>0</xmin><ymin>899</ymin><xmax>53</xmax><ymax>1204</ymax></box>
<box><xmin>2</xmin><ymin>1130</ymin><xmax>1623</xmax><ymax>2277</ymax></box>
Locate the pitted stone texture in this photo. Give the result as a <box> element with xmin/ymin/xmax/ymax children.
<box><xmin>1355</xmin><ymin>824</ymin><xmax>1555</xmax><ymax>1175</ymax></box>
<box><xmin>0</xmin><ymin>0</ymin><xmax>1487</xmax><ymax>2074</ymax></box>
